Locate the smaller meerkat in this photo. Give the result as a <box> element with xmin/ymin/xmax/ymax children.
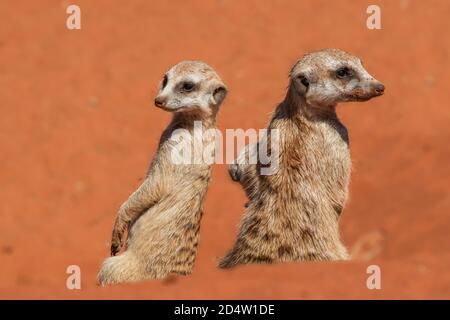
<box><xmin>220</xmin><ymin>49</ymin><xmax>384</xmax><ymax>268</ymax></box>
<box><xmin>98</xmin><ymin>61</ymin><xmax>227</xmax><ymax>285</ymax></box>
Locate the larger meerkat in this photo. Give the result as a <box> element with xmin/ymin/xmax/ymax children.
<box><xmin>220</xmin><ymin>49</ymin><xmax>384</xmax><ymax>268</ymax></box>
<box><xmin>98</xmin><ymin>61</ymin><xmax>227</xmax><ymax>285</ymax></box>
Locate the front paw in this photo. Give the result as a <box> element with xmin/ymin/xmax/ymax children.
<box><xmin>110</xmin><ymin>214</ymin><xmax>126</xmax><ymax>256</ymax></box>
<box><xmin>110</xmin><ymin>229</ymin><xmax>124</xmax><ymax>256</ymax></box>
<box><xmin>229</xmin><ymin>163</ymin><xmax>241</xmax><ymax>181</ymax></box>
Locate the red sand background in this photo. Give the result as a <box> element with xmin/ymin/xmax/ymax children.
<box><xmin>1</xmin><ymin>0</ymin><xmax>450</xmax><ymax>299</ymax></box>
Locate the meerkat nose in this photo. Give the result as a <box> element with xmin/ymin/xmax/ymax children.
<box><xmin>154</xmin><ymin>96</ymin><xmax>166</xmax><ymax>107</ymax></box>
<box><xmin>374</xmin><ymin>83</ymin><xmax>385</xmax><ymax>95</ymax></box>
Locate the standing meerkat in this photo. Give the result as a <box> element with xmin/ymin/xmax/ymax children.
<box><xmin>220</xmin><ymin>49</ymin><xmax>384</xmax><ymax>268</ymax></box>
<box><xmin>98</xmin><ymin>61</ymin><xmax>227</xmax><ymax>285</ymax></box>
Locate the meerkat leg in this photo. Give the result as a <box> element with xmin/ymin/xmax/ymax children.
<box><xmin>219</xmin><ymin>236</ymin><xmax>275</xmax><ymax>268</ymax></box>
<box><xmin>111</xmin><ymin>173</ymin><xmax>164</xmax><ymax>256</ymax></box>
<box><xmin>97</xmin><ymin>251</ymin><xmax>141</xmax><ymax>285</ymax></box>
<box><xmin>97</xmin><ymin>250</ymin><xmax>169</xmax><ymax>286</ymax></box>
<box><xmin>219</xmin><ymin>208</ymin><xmax>270</xmax><ymax>268</ymax></box>
<box><xmin>98</xmin><ymin>174</ymin><xmax>166</xmax><ymax>285</ymax></box>
<box><xmin>218</xmin><ymin>239</ymin><xmax>248</xmax><ymax>269</ymax></box>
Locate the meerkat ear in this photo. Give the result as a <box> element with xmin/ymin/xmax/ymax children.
<box><xmin>211</xmin><ymin>85</ymin><xmax>228</xmax><ymax>106</ymax></box>
<box><xmin>295</xmin><ymin>73</ymin><xmax>310</xmax><ymax>96</ymax></box>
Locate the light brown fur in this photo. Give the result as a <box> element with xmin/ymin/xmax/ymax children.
<box><xmin>220</xmin><ymin>49</ymin><xmax>384</xmax><ymax>268</ymax></box>
<box><xmin>98</xmin><ymin>61</ymin><xmax>227</xmax><ymax>285</ymax></box>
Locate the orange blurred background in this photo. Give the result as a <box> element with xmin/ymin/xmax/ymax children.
<box><xmin>1</xmin><ymin>0</ymin><xmax>449</xmax><ymax>299</ymax></box>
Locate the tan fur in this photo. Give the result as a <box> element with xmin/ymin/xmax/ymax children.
<box><xmin>98</xmin><ymin>61</ymin><xmax>227</xmax><ymax>285</ymax></box>
<box><xmin>220</xmin><ymin>49</ymin><xmax>384</xmax><ymax>268</ymax></box>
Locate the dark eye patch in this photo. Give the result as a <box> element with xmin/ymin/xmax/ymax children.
<box><xmin>161</xmin><ymin>74</ymin><xmax>168</xmax><ymax>89</ymax></box>
<box><xmin>179</xmin><ymin>81</ymin><xmax>196</xmax><ymax>92</ymax></box>
<box><xmin>336</xmin><ymin>66</ymin><xmax>353</xmax><ymax>79</ymax></box>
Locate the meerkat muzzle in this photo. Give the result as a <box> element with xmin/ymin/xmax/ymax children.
<box><xmin>154</xmin><ymin>96</ymin><xmax>167</xmax><ymax>108</ymax></box>
<box><xmin>374</xmin><ymin>82</ymin><xmax>385</xmax><ymax>95</ymax></box>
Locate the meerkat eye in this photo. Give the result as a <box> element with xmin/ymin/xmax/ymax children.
<box><xmin>181</xmin><ymin>81</ymin><xmax>196</xmax><ymax>92</ymax></box>
<box><xmin>336</xmin><ymin>67</ymin><xmax>352</xmax><ymax>79</ymax></box>
<box><xmin>161</xmin><ymin>75</ymin><xmax>168</xmax><ymax>89</ymax></box>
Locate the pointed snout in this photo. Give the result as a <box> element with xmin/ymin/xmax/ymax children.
<box><xmin>344</xmin><ymin>79</ymin><xmax>385</xmax><ymax>102</ymax></box>
<box><xmin>154</xmin><ymin>95</ymin><xmax>167</xmax><ymax>108</ymax></box>
<box><xmin>373</xmin><ymin>82</ymin><xmax>385</xmax><ymax>96</ymax></box>
<box><xmin>359</xmin><ymin>80</ymin><xmax>385</xmax><ymax>99</ymax></box>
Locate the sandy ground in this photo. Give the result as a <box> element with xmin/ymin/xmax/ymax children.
<box><xmin>1</xmin><ymin>0</ymin><xmax>450</xmax><ymax>299</ymax></box>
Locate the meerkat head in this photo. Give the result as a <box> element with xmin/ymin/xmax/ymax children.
<box><xmin>290</xmin><ymin>49</ymin><xmax>385</xmax><ymax>108</ymax></box>
<box><xmin>154</xmin><ymin>61</ymin><xmax>227</xmax><ymax>116</ymax></box>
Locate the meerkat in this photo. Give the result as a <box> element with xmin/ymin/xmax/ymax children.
<box><xmin>97</xmin><ymin>61</ymin><xmax>227</xmax><ymax>285</ymax></box>
<box><xmin>219</xmin><ymin>49</ymin><xmax>384</xmax><ymax>268</ymax></box>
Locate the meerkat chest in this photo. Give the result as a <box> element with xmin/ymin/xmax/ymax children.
<box><xmin>279</xmin><ymin>120</ymin><xmax>351</xmax><ymax>186</ymax></box>
<box><xmin>316</xmin><ymin>121</ymin><xmax>350</xmax><ymax>160</ymax></box>
<box><xmin>305</xmin><ymin>121</ymin><xmax>351</xmax><ymax>183</ymax></box>
<box><xmin>161</xmin><ymin>126</ymin><xmax>217</xmax><ymax>167</ymax></box>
